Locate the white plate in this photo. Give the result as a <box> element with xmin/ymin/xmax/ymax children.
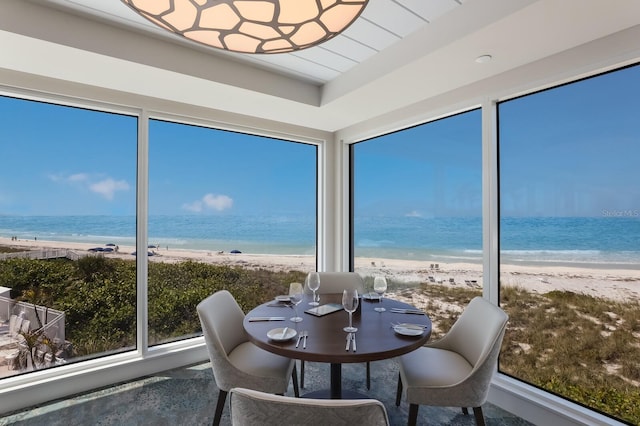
<box><xmin>275</xmin><ymin>295</ymin><xmax>291</xmax><ymax>302</ymax></box>
<box><xmin>362</xmin><ymin>292</ymin><xmax>381</xmax><ymax>301</ymax></box>
<box><xmin>393</xmin><ymin>324</ymin><xmax>424</xmax><ymax>337</ymax></box>
<box><xmin>267</xmin><ymin>327</ymin><xmax>297</xmax><ymax>342</ymax></box>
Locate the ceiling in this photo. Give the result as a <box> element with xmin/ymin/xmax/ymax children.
<box><xmin>1</xmin><ymin>0</ymin><xmax>640</xmax><ymax>132</ymax></box>
<box><xmin>41</xmin><ymin>0</ymin><xmax>467</xmax><ymax>85</ymax></box>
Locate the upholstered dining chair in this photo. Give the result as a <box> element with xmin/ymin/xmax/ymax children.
<box><xmin>300</xmin><ymin>272</ymin><xmax>370</xmax><ymax>389</ymax></box>
<box><xmin>395</xmin><ymin>296</ymin><xmax>508</xmax><ymax>426</ymax></box>
<box><xmin>229</xmin><ymin>387</ymin><xmax>390</xmax><ymax>426</ymax></box>
<box><xmin>197</xmin><ymin>290</ymin><xmax>299</xmax><ymax>426</ymax></box>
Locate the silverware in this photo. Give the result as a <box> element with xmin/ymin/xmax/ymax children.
<box><xmin>248</xmin><ymin>317</ymin><xmax>286</xmax><ymax>322</ymax></box>
<box><xmin>302</xmin><ymin>331</ymin><xmax>308</xmax><ymax>349</ymax></box>
<box><xmin>390</xmin><ymin>308</ymin><xmax>424</xmax><ymax>315</ymax></box>
<box><xmin>280</xmin><ymin>327</ymin><xmax>289</xmax><ymax>339</ymax></box>
<box><xmin>351</xmin><ymin>333</ymin><xmax>356</xmax><ymax>352</ymax></box>
<box><xmin>345</xmin><ymin>333</ymin><xmax>352</xmax><ymax>351</ymax></box>
<box><xmin>295</xmin><ymin>332</ymin><xmax>303</xmax><ymax>348</ymax></box>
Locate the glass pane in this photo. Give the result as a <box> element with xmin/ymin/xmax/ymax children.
<box><xmin>352</xmin><ymin>110</ymin><xmax>482</xmax><ymax>336</ymax></box>
<box><xmin>498</xmin><ymin>64</ymin><xmax>640</xmax><ymax>424</ymax></box>
<box><xmin>0</xmin><ymin>96</ymin><xmax>137</xmax><ymax>378</ymax></box>
<box><xmin>148</xmin><ymin>119</ymin><xmax>317</xmax><ymax>346</ymax></box>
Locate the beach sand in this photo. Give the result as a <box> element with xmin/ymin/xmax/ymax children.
<box><xmin>1</xmin><ymin>237</ymin><xmax>639</xmax><ymax>302</ymax></box>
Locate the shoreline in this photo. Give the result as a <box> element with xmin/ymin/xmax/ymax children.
<box><xmin>1</xmin><ymin>236</ymin><xmax>639</xmax><ymax>302</ymax></box>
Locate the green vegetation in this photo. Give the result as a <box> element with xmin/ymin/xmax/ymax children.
<box><xmin>1</xmin><ymin>257</ymin><xmax>638</xmax><ymax>424</ymax></box>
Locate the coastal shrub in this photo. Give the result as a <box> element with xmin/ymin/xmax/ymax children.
<box><xmin>1</xmin><ymin>258</ymin><xmax>639</xmax><ymax>424</ymax></box>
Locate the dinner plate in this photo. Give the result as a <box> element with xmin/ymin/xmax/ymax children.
<box><xmin>362</xmin><ymin>292</ymin><xmax>381</xmax><ymax>301</ymax></box>
<box><xmin>393</xmin><ymin>324</ymin><xmax>424</xmax><ymax>337</ymax></box>
<box><xmin>275</xmin><ymin>295</ymin><xmax>292</xmax><ymax>302</ymax></box>
<box><xmin>267</xmin><ymin>327</ymin><xmax>297</xmax><ymax>342</ymax></box>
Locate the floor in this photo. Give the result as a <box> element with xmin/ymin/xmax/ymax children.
<box><xmin>0</xmin><ymin>359</ymin><xmax>534</xmax><ymax>426</ymax></box>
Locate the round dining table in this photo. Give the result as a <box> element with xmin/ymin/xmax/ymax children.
<box><xmin>243</xmin><ymin>293</ymin><xmax>432</xmax><ymax>399</ymax></box>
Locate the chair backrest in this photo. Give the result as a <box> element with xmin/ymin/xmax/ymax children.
<box><xmin>441</xmin><ymin>296</ymin><xmax>508</xmax><ymax>369</ymax></box>
<box><xmin>9</xmin><ymin>314</ymin><xmax>22</xmax><ymax>338</ymax></box>
<box><xmin>229</xmin><ymin>387</ymin><xmax>389</xmax><ymax>426</ymax></box>
<box><xmin>313</xmin><ymin>272</ymin><xmax>365</xmax><ymax>295</ymax></box>
<box><xmin>196</xmin><ymin>290</ymin><xmax>247</xmax><ymax>388</ymax></box>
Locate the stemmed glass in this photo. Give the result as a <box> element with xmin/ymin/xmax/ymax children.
<box><xmin>342</xmin><ymin>289</ymin><xmax>359</xmax><ymax>332</ymax></box>
<box><xmin>289</xmin><ymin>282</ymin><xmax>304</xmax><ymax>323</ymax></box>
<box><xmin>306</xmin><ymin>272</ymin><xmax>320</xmax><ymax>306</ymax></box>
<box><xmin>373</xmin><ymin>276</ymin><xmax>387</xmax><ymax>312</ymax></box>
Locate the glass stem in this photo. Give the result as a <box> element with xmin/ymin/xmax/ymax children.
<box><xmin>349</xmin><ymin>312</ymin><xmax>353</xmax><ymax>329</ymax></box>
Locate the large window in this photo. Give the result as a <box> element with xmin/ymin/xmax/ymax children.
<box><xmin>0</xmin><ymin>96</ymin><xmax>137</xmax><ymax>377</ymax></box>
<box><xmin>498</xmin><ymin>64</ymin><xmax>640</xmax><ymax>424</ymax></box>
<box><xmin>351</xmin><ymin>110</ymin><xmax>482</xmax><ymax>332</ymax></box>
<box><xmin>148</xmin><ymin>119</ymin><xmax>317</xmax><ymax>345</ymax></box>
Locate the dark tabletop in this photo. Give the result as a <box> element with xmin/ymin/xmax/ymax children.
<box><xmin>243</xmin><ymin>294</ymin><xmax>432</xmax><ymax>364</ymax></box>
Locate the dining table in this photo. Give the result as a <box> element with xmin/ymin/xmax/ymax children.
<box><xmin>243</xmin><ymin>293</ymin><xmax>432</xmax><ymax>399</ymax></box>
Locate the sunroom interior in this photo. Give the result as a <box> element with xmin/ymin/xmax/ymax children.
<box><xmin>1</xmin><ymin>0</ymin><xmax>639</xmax><ymax>425</ymax></box>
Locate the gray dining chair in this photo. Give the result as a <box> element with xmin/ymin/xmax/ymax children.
<box><xmin>395</xmin><ymin>296</ymin><xmax>508</xmax><ymax>426</ymax></box>
<box><xmin>229</xmin><ymin>387</ymin><xmax>389</xmax><ymax>426</ymax></box>
<box><xmin>300</xmin><ymin>272</ymin><xmax>370</xmax><ymax>389</ymax></box>
<box><xmin>197</xmin><ymin>290</ymin><xmax>299</xmax><ymax>426</ymax></box>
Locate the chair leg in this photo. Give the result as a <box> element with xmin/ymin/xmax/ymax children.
<box><xmin>472</xmin><ymin>406</ymin><xmax>486</xmax><ymax>426</ymax></box>
<box><xmin>213</xmin><ymin>389</ymin><xmax>227</xmax><ymax>426</ymax></box>
<box><xmin>395</xmin><ymin>373</ymin><xmax>403</xmax><ymax>406</ymax></box>
<box><xmin>366</xmin><ymin>361</ymin><xmax>371</xmax><ymax>390</ymax></box>
<box><xmin>291</xmin><ymin>364</ymin><xmax>300</xmax><ymax>397</ymax></box>
<box><xmin>462</xmin><ymin>407</ymin><xmax>469</xmax><ymax>415</ymax></box>
<box><xmin>300</xmin><ymin>359</ymin><xmax>305</xmax><ymax>388</ymax></box>
<box><xmin>408</xmin><ymin>403</ymin><xmax>419</xmax><ymax>426</ymax></box>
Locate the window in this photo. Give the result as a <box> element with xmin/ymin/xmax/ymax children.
<box><xmin>498</xmin><ymin>64</ymin><xmax>640</xmax><ymax>424</ymax></box>
<box><xmin>148</xmin><ymin>119</ymin><xmax>317</xmax><ymax>345</ymax></box>
<box><xmin>351</xmin><ymin>110</ymin><xmax>482</xmax><ymax>334</ymax></box>
<box><xmin>0</xmin><ymin>96</ymin><xmax>137</xmax><ymax>377</ymax></box>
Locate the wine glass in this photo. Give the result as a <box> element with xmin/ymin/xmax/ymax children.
<box><xmin>373</xmin><ymin>276</ymin><xmax>387</xmax><ymax>312</ymax></box>
<box><xmin>289</xmin><ymin>282</ymin><xmax>304</xmax><ymax>323</ymax></box>
<box><xmin>342</xmin><ymin>289</ymin><xmax>359</xmax><ymax>332</ymax></box>
<box><xmin>306</xmin><ymin>272</ymin><xmax>320</xmax><ymax>306</ymax></box>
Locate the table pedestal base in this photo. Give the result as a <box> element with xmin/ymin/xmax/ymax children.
<box><xmin>300</xmin><ymin>363</ymin><xmax>369</xmax><ymax>400</ymax></box>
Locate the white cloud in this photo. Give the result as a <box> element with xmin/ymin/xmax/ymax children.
<box><xmin>183</xmin><ymin>193</ymin><xmax>233</xmax><ymax>213</ymax></box>
<box><xmin>48</xmin><ymin>172</ymin><xmax>90</xmax><ymax>183</ymax></box>
<box><xmin>405</xmin><ymin>210</ymin><xmax>423</xmax><ymax>217</ymax></box>
<box><xmin>49</xmin><ymin>172</ymin><xmax>129</xmax><ymax>200</ymax></box>
<box><xmin>89</xmin><ymin>178</ymin><xmax>130</xmax><ymax>200</ymax></box>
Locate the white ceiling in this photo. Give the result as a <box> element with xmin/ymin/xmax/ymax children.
<box><xmin>35</xmin><ymin>0</ymin><xmax>466</xmax><ymax>84</ymax></box>
<box><xmin>1</xmin><ymin>0</ymin><xmax>640</xmax><ymax>133</ymax></box>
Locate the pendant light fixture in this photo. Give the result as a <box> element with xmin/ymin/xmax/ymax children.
<box><xmin>121</xmin><ymin>0</ymin><xmax>369</xmax><ymax>54</ymax></box>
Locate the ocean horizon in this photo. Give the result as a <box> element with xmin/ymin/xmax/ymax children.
<box><xmin>1</xmin><ymin>215</ymin><xmax>639</xmax><ymax>268</ymax></box>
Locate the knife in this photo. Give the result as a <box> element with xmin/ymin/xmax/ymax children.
<box><xmin>390</xmin><ymin>309</ymin><xmax>424</xmax><ymax>315</ymax></box>
<box><xmin>345</xmin><ymin>333</ymin><xmax>352</xmax><ymax>351</ymax></box>
<box><xmin>248</xmin><ymin>317</ymin><xmax>286</xmax><ymax>322</ymax></box>
<box><xmin>351</xmin><ymin>333</ymin><xmax>356</xmax><ymax>352</ymax></box>
<box><xmin>280</xmin><ymin>327</ymin><xmax>289</xmax><ymax>339</ymax></box>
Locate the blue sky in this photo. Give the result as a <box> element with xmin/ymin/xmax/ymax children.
<box><xmin>0</xmin><ymin>64</ymin><xmax>638</xmax><ymax>218</ymax></box>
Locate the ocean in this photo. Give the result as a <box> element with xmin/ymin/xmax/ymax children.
<box><xmin>1</xmin><ymin>215</ymin><xmax>639</xmax><ymax>268</ymax></box>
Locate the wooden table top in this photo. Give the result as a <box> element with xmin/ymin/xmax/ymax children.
<box><xmin>243</xmin><ymin>294</ymin><xmax>432</xmax><ymax>364</ymax></box>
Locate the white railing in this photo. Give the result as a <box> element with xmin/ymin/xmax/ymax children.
<box><xmin>0</xmin><ymin>297</ymin><xmax>65</xmax><ymax>343</ymax></box>
<box><xmin>0</xmin><ymin>249</ymin><xmax>83</xmax><ymax>261</ymax></box>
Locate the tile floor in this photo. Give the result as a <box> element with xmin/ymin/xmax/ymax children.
<box><xmin>0</xmin><ymin>359</ymin><xmax>534</xmax><ymax>426</ymax></box>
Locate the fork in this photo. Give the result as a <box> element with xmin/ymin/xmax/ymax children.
<box><xmin>302</xmin><ymin>331</ymin><xmax>308</xmax><ymax>349</ymax></box>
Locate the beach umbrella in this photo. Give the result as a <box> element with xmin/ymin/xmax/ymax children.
<box><xmin>105</xmin><ymin>243</ymin><xmax>116</xmax><ymax>247</ymax></box>
<box><xmin>230</xmin><ymin>249</ymin><xmax>242</xmax><ymax>254</ymax></box>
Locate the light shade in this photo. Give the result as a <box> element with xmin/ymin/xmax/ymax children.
<box><xmin>121</xmin><ymin>0</ymin><xmax>369</xmax><ymax>54</ymax></box>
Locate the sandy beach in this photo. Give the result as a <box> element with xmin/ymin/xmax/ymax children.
<box><xmin>1</xmin><ymin>236</ymin><xmax>639</xmax><ymax>302</ymax></box>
